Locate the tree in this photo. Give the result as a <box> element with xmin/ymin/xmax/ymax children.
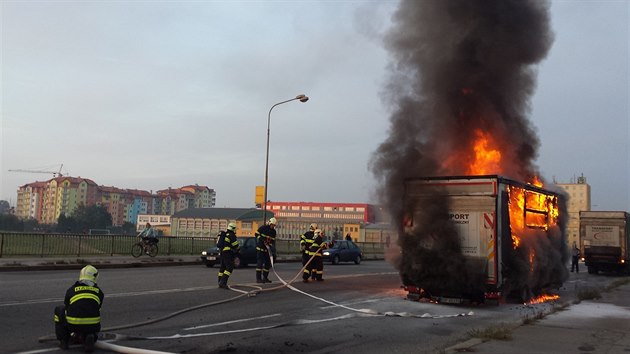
<box><xmin>121</xmin><ymin>222</ymin><xmax>137</xmax><ymax>235</ymax></box>
<box><xmin>72</xmin><ymin>204</ymin><xmax>113</xmax><ymax>231</ymax></box>
<box><xmin>0</xmin><ymin>214</ymin><xmax>23</xmax><ymax>231</ymax></box>
<box><xmin>0</xmin><ymin>200</ymin><xmax>10</xmax><ymax>214</ymax></box>
<box><xmin>56</xmin><ymin>213</ymin><xmax>77</xmax><ymax>233</ymax></box>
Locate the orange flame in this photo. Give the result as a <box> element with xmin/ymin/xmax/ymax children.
<box><xmin>527</xmin><ymin>294</ymin><xmax>560</xmax><ymax>304</ymax></box>
<box><xmin>467</xmin><ymin>129</ymin><xmax>502</xmax><ymax>175</ymax></box>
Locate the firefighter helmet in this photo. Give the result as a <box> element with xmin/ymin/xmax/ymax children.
<box><xmin>228</xmin><ymin>222</ymin><xmax>237</xmax><ymax>231</ymax></box>
<box><xmin>79</xmin><ymin>265</ymin><xmax>99</xmax><ymax>284</ymax></box>
<box><xmin>309</xmin><ymin>223</ymin><xmax>318</xmax><ymax>231</ymax></box>
<box><xmin>268</xmin><ymin>217</ymin><xmax>277</xmax><ymax>225</ymax></box>
<box><xmin>314</xmin><ymin>229</ymin><xmax>322</xmax><ymax>236</ymax></box>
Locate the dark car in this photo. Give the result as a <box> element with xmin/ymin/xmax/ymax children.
<box><xmin>322</xmin><ymin>240</ymin><xmax>363</xmax><ymax>265</ymax></box>
<box><xmin>201</xmin><ymin>237</ymin><xmax>257</xmax><ymax>268</ymax></box>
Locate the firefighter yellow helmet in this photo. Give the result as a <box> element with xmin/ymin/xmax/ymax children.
<box><xmin>228</xmin><ymin>222</ymin><xmax>237</xmax><ymax>231</ymax></box>
<box><xmin>309</xmin><ymin>223</ymin><xmax>318</xmax><ymax>231</ymax></box>
<box><xmin>268</xmin><ymin>217</ymin><xmax>277</xmax><ymax>225</ymax></box>
<box><xmin>79</xmin><ymin>265</ymin><xmax>99</xmax><ymax>284</ymax></box>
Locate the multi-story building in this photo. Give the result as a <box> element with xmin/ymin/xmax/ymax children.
<box><xmin>15</xmin><ymin>181</ymin><xmax>47</xmax><ymax>220</ymax></box>
<box><xmin>555</xmin><ymin>174</ymin><xmax>591</xmax><ymax>247</ymax></box>
<box><xmin>15</xmin><ymin>177</ymin><xmax>215</xmax><ymax>226</ymax></box>
<box><xmin>169</xmin><ymin>208</ymin><xmax>270</xmax><ymax>237</ymax></box>
<box><xmin>40</xmin><ymin>177</ymin><xmax>99</xmax><ymax>224</ymax></box>
<box><xmin>263</xmin><ymin>201</ymin><xmax>383</xmax><ymax>241</ymax></box>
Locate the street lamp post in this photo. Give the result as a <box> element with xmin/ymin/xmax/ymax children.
<box><xmin>263</xmin><ymin>94</ymin><xmax>309</xmax><ymax>224</ymax></box>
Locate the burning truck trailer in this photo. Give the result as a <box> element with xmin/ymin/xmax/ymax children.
<box><xmin>400</xmin><ymin>175</ymin><xmax>568</xmax><ymax>305</ymax></box>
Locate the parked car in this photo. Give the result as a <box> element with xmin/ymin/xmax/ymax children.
<box><xmin>322</xmin><ymin>240</ymin><xmax>363</xmax><ymax>265</ymax></box>
<box><xmin>201</xmin><ymin>236</ymin><xmax>257</xmax><ymax>268</ymax></box>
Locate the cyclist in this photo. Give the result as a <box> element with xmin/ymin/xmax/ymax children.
<box><xmin>138</xmin><ymin>223</ymin><xmax>157</xmax><ymax>242</ymax></box>
<box><xmin>137</xmin><ymin>223</ymin><xmax>158</xmax><ymax>254</ymax></box>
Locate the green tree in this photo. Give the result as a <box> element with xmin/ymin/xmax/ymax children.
<box><xmin>0</xmin><ymin>214</ymin><xmax>23</xmax><ymax>231</ymax></box>
<box><xmin>72</xmin><ymin>204</ymin><xmax>113</xmax><ymax>231</ymax></box>
<box><xmin>56</xmin><ymin>213</ymin><xmax>77</xmax><ymax>233</ymax></box>
<box><xmin>0</xmin><ymin>200</ymin><xmax>10</xmax><ymax>214</ymax></box>
<box><xmin>121</xmin><ymin>222</ymin><xmax>137</xmax><ymax>235</ymax></box>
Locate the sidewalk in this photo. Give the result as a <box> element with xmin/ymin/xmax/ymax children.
<box><xmin>0</xmin><ymin>255</ymin><xmax>203</xmax><ymax>271</ymax></box>
<box><xmin>446</xmin><ymin>279</ymin><xmax>630</xmax><ymax>353</ymax></box>
<box><xmin>0</xmin><ymin>254</ymin><xmax>307</xmax><ymax>271</ymax></box>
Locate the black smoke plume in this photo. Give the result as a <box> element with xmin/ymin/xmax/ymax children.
<box><xmin>371</xmin><ymin>0</ymin><xmax>569</xmax><ymax>300</ymax></box>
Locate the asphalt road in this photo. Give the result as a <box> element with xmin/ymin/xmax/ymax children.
<box><xmin>0</xmin><ymin>261</ymin><xmax>620</xmax><ymax>354</ymax></box>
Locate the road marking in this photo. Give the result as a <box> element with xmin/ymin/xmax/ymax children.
<box><xmin>184</xmin><ymin>313</ymin><xmax>282</xmax><ymax>330</ymax></box>
<box><xmin>0</xmin><ymin>286</ymin><xmax>217</xmax><ymax>307</ymax></box>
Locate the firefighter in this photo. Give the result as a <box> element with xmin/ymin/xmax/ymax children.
<box><xmin>303</xmin><ymin>229</ymin><xmax>328</xmax><ymax>282</ymax></box>
<box><xmin>54</xmin><ymin>265</ymin><xmax>104</xmax><ymax>352</ymax></box>
<box><xmin>217</xmin><ymin>222</ymin><xmax>240</xmax><ymax>289</ymax></box>
<box><xmin>255</xmin><ymin>217</ymin><xmax>277</xmax><ymax>283</ymax></box>
<box><xmin>300</xmin><ymin>223</ymin><xmax>317</xmax><ymax>275</ymax></box>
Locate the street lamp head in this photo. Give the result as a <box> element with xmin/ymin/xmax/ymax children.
<box><xmin>296</xmin><ymin>94</ymin><xmax>309</xmax><ymax>103</ymax></box>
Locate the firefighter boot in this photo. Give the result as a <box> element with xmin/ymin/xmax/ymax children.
<box><xmin>84</xmin><ymin>333</ymin><xmax>95</xmax><ymax>353</ymax></box>
<box><xmin>256</xmin><ymin>271</ymin><xmax>263</xmax><ymax>284</ymax></box>
<box><xmin>218</xmin><ymin>276</ymin><xmax>229</xmax><ymax>289</ymax></box>
<box><xmin>217</xmin><ymin>274</ymin><xmax>223</xmax><ymax>285</ymax></box>
<box><xmin>263</xmin><ymin>273</ymin><xmax>272</xmax><ymax>283</ymax></box>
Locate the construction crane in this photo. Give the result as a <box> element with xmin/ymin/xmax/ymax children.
<box><xmin>8</xmin><ymin>164</ymin><xmax>65</xmax><ymax>177</ymax></box>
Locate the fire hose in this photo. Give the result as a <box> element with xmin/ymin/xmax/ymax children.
<box><xmin>38</xmin><ymin>244</ymin><xmax>473</xmax><ymax>352</ymax></box>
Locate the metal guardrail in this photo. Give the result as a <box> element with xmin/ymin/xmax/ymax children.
<box><xmin>0</xmin><ymin>232</ymin><xmax>386</xmax><ymax>259</ymax></box>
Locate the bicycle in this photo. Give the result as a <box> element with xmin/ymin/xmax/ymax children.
<box><xmin>131</xmin><ymin>238</ymin><xmax>159</xmax><ymax>258</ymax></box>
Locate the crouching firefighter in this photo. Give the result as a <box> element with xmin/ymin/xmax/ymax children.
<box><xmin>54</xmin><ymin>265</ymin><xmax>104</xmax><ymax>352</ymax></box>
<box><xmin>255</xmin><ymin>217</ymin><xmax>277</xmax><ymax>283</ymax></box>
<box><xmin>217</xmin><ymin>222</ymin><xmax>240</xmax><ymax>289</ymax></box>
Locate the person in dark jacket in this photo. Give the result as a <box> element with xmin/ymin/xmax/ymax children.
<box><xmin>255</xmin><ymin>217</ymin><xmax>277</xmax><ymax>283</ymax></box>
<box><xmin>303</xmin><ymin>229</ymin><xmax>328</xmax><ymax>282</ymax></box>
<box><xmin>54</xmin><ymin>265</ymin><xmax>104</xmax><ymax>352</ymax></box>
<box><xmin>217</xmin><ymin>222</ymin><xmax>240</xmax><ymax>289</ymax></box>
<box><xmin>571</xmin><ymin>243</ymin><xmax>581</xmax><ymax>273</ymax></box>
<box><xmin>300</xmin><ymin>223</ymin><xmax>317</xmax><ymax>274</ymax></box>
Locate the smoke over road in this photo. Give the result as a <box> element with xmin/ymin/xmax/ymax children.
<box><xmin>371</xmin><ymin>0</ymin><xmax>568</xmax><ymax>300</ymax></box>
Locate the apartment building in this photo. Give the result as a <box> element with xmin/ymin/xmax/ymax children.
<box><xmin>555</xmin><ymin>174</ymin><xmax>591</xmax><ymax>247</ymax></box>
<box><xmin>15</xmin><ymin>177</ymin><xmax>216</xmax><ymax>226</ymax></box>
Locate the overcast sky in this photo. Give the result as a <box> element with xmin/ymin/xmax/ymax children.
<box><xmin>1</xmin><ymin>1</ymin><xmax>628</xmax><ymax>212</ymax></box>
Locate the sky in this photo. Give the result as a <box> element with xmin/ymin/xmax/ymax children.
<box><xmin>1</xmin><ymin>1</ymin><xmax>628</xmax><ymax>211</ymax></box>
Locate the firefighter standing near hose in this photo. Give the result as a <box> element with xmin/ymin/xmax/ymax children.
<box><xmin>255</xmin><ymin>217</ymin><xmax>277</xmax><ymax>283</ymax></box>
<box><xmin>217</xmin><ymin>222</ymin><xmax>240</xmax><ymax>289</ymax></box>
<box><xmin>303</xmin><ymin>229</ymin><xmax>328</xmax><ymax>282</ymax></box>
<box><xmin>54</xmin><ymin>265</ymin><xmax>104</xmax><ymax>352</ymax></box>
<box><xmin>300</xmin><ymin>223</ymin><xmax>317</xmax><ymax>274</ymax></box>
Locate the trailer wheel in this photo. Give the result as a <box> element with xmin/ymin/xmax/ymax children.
<box><xmin>587</xmin><ymin>266</ymin><xmax>597</xmax><ymax>274</ymax></box>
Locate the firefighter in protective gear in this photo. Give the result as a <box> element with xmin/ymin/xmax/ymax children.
<box><xmin>303</xmin><ymin>229</ymin><xmax>328</xmax><ymax>282</ymax></box>
<box><xmin>54</xmin><ymin>265</ymin><xmax>104</xmax><ymax>352</ymax></box>
<box><xmin>255</xmin><ymin>217</ymin><xmax>277</xmax><ymax>283</ymax></box>
<box><xmin>300</xmin><ymin>223</ymin><xmax>317</xmax><ymax>273</ymax></box>
<box><xmin>217</xmin><ymin>222</ymin><xmax>240</xmax><ymax>289</ymax></box>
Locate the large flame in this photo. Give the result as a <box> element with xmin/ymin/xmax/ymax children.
<box><xmin>467</xmin><ymin>129</ymin><xmax>502</xmax><ymax>175</ymax></box>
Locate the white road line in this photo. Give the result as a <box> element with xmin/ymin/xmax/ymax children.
<box><xmin>0</xmin><ymin>286</ymin><xmax>216</xmax><ymax>307</ymax></box>
<box><xmin>184</xmin><ymin>313</ymin><xmax>282</xmax><ymax>330</ymax></box>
